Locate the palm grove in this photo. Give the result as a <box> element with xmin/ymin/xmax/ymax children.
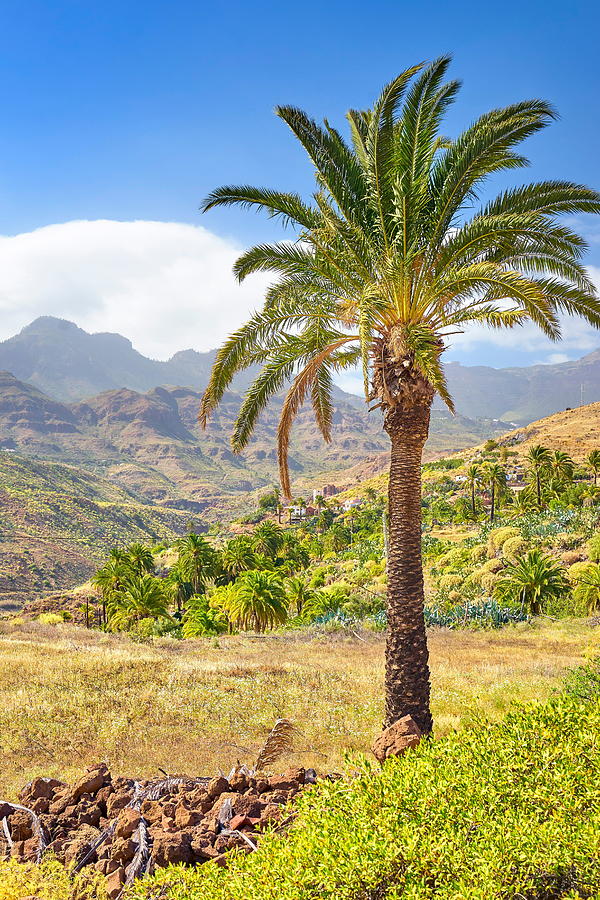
<box><xmin>197</xmin><ymin>57</ymin><xmax>600</xmax><ymax>734</ymax></box>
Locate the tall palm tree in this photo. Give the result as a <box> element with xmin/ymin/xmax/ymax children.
<box><xmin>495</xmin><ymin>550</ymin><xmax>568</xmax><ymax>615</ymax></box>
<box><xmin>199</xmin><ymin>59</ymin><xmax>600</xmax><ymax>733</ymax></box>
<box><xmin>125</xmin><ymin>543</ymin><xmax>155</xmax><ymax>576</ymax></box>
<box><xmin>176</xmin><ymin>533</ymin><xmax>218</xmax><ymax>593</ymax></box>
<box><xmin>549</xmin><ymin>449</ymin><xmax>574</xmax><ymax>487</ymax></box>
<box><xmin>465</xmin><ymin>464</ymin><xmax>481</xmax><ymax>516</ymax></box>
<box><xmin>526</xmin><ymin>445</ymin><xmax>552</xmax><ymax>507</ymax></box>
<box><xmin>587</xmin><ymin>449</ymin><xmax>600</xmax><ymax>486</ymax></box>
<box><xmin>484</xmin><ymin>462</ymin><xmax>506</xmax><ymax>523</ymax></box>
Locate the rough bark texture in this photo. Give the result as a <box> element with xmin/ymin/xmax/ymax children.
<box><xmin>383</xmin><ymin>398</ymin><xmax>433</xmax><ymax>734</ymax></box>
<box><xmin>370</xmin><ymin>330</ymin><xmax>436</xmax><ymax>734</ymax></box>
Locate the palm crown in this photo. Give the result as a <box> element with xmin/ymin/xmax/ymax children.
<box><xmin>200</xmin><ymin>56</ymin><xmax>600</xmax><ymax>496</ymax></box>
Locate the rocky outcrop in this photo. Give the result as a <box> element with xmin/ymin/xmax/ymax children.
<box><xmin>1</xmin><ymin>763</ymin><xmax>315</xmax><ymax>898</ymax></box>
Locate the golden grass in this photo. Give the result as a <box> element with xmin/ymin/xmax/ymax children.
<box><xmin>0</xmin><ymin>619</ymin><xmax>598</xmax><ymax>800</ymax></box>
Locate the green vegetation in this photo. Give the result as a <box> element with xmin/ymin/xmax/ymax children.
<box><xmin>59</xmin><ymin>438</ymin><xmax>598</xmax><ymax>641</ymax></box>
<box><xmin>130</xmin><ymin>684</ymin><xmax>599</xmax><ymax>899</ymax></box>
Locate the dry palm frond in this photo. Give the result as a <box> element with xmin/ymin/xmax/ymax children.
<box><xmin>254</xmin><ymin>718</ymin><xmax>297</xmax><ymax>772</ymax></box>
<box><xmin>0</xmin><ymin>802</ymin><xmax>47</xmax><ymax>863</ymax></box>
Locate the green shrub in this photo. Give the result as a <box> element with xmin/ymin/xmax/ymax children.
<box><xmin>501</xmin><ymin>536</ymin><xmax>528</xmax><ymax>562</ymax></box>
<box><xmin>586</xmin><ymin>534</ymin><xmax>600</xmax><ymax>562</ymax></box>
<box><xmin>562</xmin><ymin>657</ymin><xmax>600</xmax><ymax>702</ymax></box>
<box><xmin>437</xmin><ymin>573</ymin><xmax>463</xmax><ymax>591</ymax></box>
<box><xmin>469</xmin><ymin>544</ymin><xmax>488</xmax><ymax>563</ymax></box>
<box><xmin>132</xmin><ymin>696</ymin><xmax>600</xmax><ymax>900</ymax></box>
<box><xmin>487</xmin><ymin>526</ymin><xmax>520</xmax><ymax>557</ymax></box>
<box><xmin>37</xmin><ymin>612</ymin><xmax>64</xmax><ymax>626</ymax></box>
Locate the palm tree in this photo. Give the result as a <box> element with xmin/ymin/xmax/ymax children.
<box><xmin>465</xmin><ymin>464</ymin><xmax>481</xmax><ymax>516</ymax></box>
<box><xmin>526</xmin><ymin>445</ymin><xmax>552</xmax><ymax>507</ymax></box>
<box><xmin>572</xmin><ymin>562</ymin><xmax>600</xmax><ymax>614</ymax></box>
<box><xmin>286</xmin><ymin>576</ymin><xmax>316</xmax><ymax>616</ymax></box>
<box><xmin>125</xmin><ymin>543</ymin><xmax>155</xmax><ymax>576</ymax></box>
<box><xmin>108</xmin><ymin>575</ymin><xmax>171</xmax><ymax>631</ymax></box>
<box><xmin>226</xmin><ymin>571</ymin><xmax>288</xmax><ymax>632</ymax></box>
<box><xmin>165</xmin><ymin>565</ymin><xmax>193</xmax><ymax>615</ymax></box>
<box><xmin>587</xmin><ymin>450</ymin><xmax>600</xmax><ymax>486</ymax></box>
<box><xmin>252</xmin><ymin>521</ymin><xmax>284</xmax><ymax>559</ymax></box>
<box><xmin>549</xmin><ymin>450</ymin><xmax>574</xmax><ymax>488</ymax></box>
<box><xmin>494</xmin><ymin>550</ymin><xmax>568</xmax><ymax>615</ymax></box>
<box><xmin>199</xmin><ymin>59</ymin><xmax>600</xmax><ymax>733</ymax></box>
<box><xmin>484</xmin><ymin>462</ymin><xmax>506</xmax><ymax>523</ymax></box>
<box><xmin>176</xmin><ymin>533</ymin><xmax>218</xmax><ymax>593</ymax></box>
<box><xmin>220</xmin><ymin>537</ymin><xmax>257</xmax><ymax>578</ymax></box>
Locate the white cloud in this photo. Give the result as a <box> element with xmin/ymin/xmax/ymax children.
<box><xmin>0</xmin><ymin>220</ymin><xmax>270</xmax><ymax>359</ymax></box>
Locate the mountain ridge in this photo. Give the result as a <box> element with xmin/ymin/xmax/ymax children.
<box><xmin>2</xmin><ymin>317</ymin><xmax>600</xmax><ymax>424</ymax></box>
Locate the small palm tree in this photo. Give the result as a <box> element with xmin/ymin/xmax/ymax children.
<box><xmin>526</xmin><ymin>445</ymin><xmax>552</xmax><ymax>507</ymax></box>
<box><xmin>587</xmin><ymin>450</ymin><xmax>600</xmax><ymax>486</ymax></box>
<box><xmin>494</xmin><ymin>550</ymin><xmax>568</xmax><ymax>615</ymax></box>
<box><xmin>125</xmin><ymin>543</ymin><xmax>155</xmax><ymax>576</ymax></box>
<box><xmin>108</xmin><ymin>575</ymin><xmax>171</xmax><ymax>630</ymax></box>
<box><xmin>227</xmin><ymin>571</ymin><xmax>288</xmax><ymax>632</ymax></box>
<box><xmin>286</xmin><ymin>576</ymin><xmax>316</xmax><ymax>615</ymax></box>
<box><xmin>465</xmin><ymin>464</ymin><xmax>481</xmax><ymax>516</ymax></box>
<box><xmin>252</xmin><ymin>521</ymin><xmax>284</xmax><ymax>559</ymax></box>
<box><xmin>510</xmin><ymin>486</ymin><xmax>537</xmax><ymax>514</ymax></box>
<box><xmin>484</xmin><ymin>462</ymin><xmax>506</xmax><ymax>522</ymax></box>
<box><xmin>572</xmin><ymin>562</ymin><xmax>600</xmax><ymax>614</ymax></box>
<box><xmin>220</xmin><ymin>537</ymin><xmax>257</xmax><ymax>578</ymax></box>
<box><xmin>165</xmin><ymin>565</ymin><xmax>193</xmax><ymax>614</ymax></box>
<box><xmin>176</xmin><ymin>533</ymin><xmax>218</xmax><ymax>593</ymax></box>
<box><xmin>199</xmin><ymin>59</ymin><xmax>600</xmax><ymax>732</ymax></box>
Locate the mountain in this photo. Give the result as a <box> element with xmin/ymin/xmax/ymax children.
<box><xmin>2</xmin><ymin>317</ymin><xmax>600</xmax><ymax>425</ymax></box>
<box><xmin>0</xmin><ymin>451</ymin><xmax>190</xmax><ymax>614</ymax></box>
<box><xmin>491</xmin><ymin>400</ymin><xmax>600</xmax><ymax>462</ymax></box>
<box><xmin>0</xmin><ymin>317</ymin><xmax>225</xmax><ymax>401</ymax></box>
<box><xmin>0</xmin><ymin>371</ymin><xmax>507</xmax><ymax>508</ymax></box>
<box><xmin>441</xmin><ymin>351</ymin><xmax>600</xmax><ymax>423</ymax></box>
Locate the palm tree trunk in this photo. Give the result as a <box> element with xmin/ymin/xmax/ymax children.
<box><xmin>471</xmin><ymin>483</ymin><xmax>476</xmax><ymax>515</ymax></box>
<box><xmin>490</xmin><ymin>484</ymin><xmax>495</xmax><ymax>522</ymax></box>
<box><xmin>383</xmin><ymin>401</ymin><xmax>433</xmax><ymax>735</ymax></box>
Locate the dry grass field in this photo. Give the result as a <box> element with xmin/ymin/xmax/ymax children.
<box><xmin>0</xmin><ymin>618</ymin><xmax>598</xmax><ymax>801</ymax></box>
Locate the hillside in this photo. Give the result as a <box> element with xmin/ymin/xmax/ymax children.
<box><xmin>0</xmin><ymin>370</ymin><xmax>508</xmax><ymax>506</ymax></box>
<box><xmin>493</xmin><ymin>400</ymin><xmax>600</xmax><ymax>461</ymax></box>
<box><xmin>0</xmin><ymin>452</ymin><xmax>190</xmax><ymax>613</ymax></box>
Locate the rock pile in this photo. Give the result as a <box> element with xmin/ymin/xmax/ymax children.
<box><xmin>1</xmin><ymin>762</ymin><xmax>314</xmax><ymax>898</ymax></box>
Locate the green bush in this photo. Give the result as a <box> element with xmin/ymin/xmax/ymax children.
<box><xmin>487</xmin><ymin>526</ymin><xmax>520</xmax><ymax>557</ymax></box>
<box><xmin>132</xmin><ymin>696</ymin><xmax>600</xmax><ymax>900</ymax></box>
<box><xmin>501</xmin><ymin>535</ymin><xmax>528</xmax><ymax>562</ymax></box>
<box><xmin>37</xmin><ymin>612</ymin><xmax>65</xmax><ymax>626</ymax></box>
<box><xmin>586</xmin><ymin>534</ymin><xmax>600</xmax><ymax>562</ymax></box>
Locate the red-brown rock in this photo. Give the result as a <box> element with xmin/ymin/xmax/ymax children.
<box><xmin>114</xmin><ymin>807</ymin><xmax>141</xmax><ymax>839</ymax></box>
<box><xmin>71</xmin><ymin>764</ymin><xmax>109</xmax><ymax>801</ymax></box>
<box><xmin>152</xmin><ymin>829</ymin><xmax>193</xmax><ymax>867</ymax></box>
<box><xmin>371</xmin><ymin>715</ymin><xmax>422</xmax><ymax>762</ymax></box>
<box><xmin>105</xmin><ymin>866</ymin><xmax>125</xmax><ymax>900</ymax></box>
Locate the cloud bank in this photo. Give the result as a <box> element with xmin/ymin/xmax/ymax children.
<box><xmin>0</xmin><ymin>220</ymin><xmax>269</xmax><ymax>359</ymax></box>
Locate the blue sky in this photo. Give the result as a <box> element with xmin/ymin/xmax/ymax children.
<box><xmin>0</xmin><ymin>0</ymin><xmax>599</xmax><ymax>375</ymax></box>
